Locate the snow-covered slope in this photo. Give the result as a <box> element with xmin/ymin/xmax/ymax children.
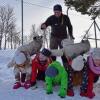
<box><xmin>0</xmin><ymin>50</ymin><xmax>100</xmax><ymax>100</ymax></box>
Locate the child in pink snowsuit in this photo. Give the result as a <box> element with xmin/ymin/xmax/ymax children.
<box><xmin>80</xmin><ymin>48</ymin><xmax>100</xmax><ymax>99</ymax></box>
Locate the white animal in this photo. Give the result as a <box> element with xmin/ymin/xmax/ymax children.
<box><xmin>51</xmin><ymin>39</ymin><xmax>90</xmax><ymax>59</ymax></box>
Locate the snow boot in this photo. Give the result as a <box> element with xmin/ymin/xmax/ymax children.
<box><xmin>24</xmin><ymin>80</ymin><xmax>31</xmax><ymax>89</ymax></box>
<box><xmin>80</xmin><ymin>92</ymin><xmax>87</xmax><ymax>97</ymax></box>
<box><xmin>87</xmin><ymin>92</ymin><xmax>95</xmax><ymax>99</ymax></box>
<box><xmin>80</xmin><ymin>92</ymin><xmax>95</xmax><ymax>99</ymax></box>
<box><xmin>67</xmin><ymin>90</ymin><xmax>74</xmax><ymax>96</ymax></box>
<box><xmin>13</xmin><ymin>82</ymin><xmax>21</xmax><ymax>89</ymax></box>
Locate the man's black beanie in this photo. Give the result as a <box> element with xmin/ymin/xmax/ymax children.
<box><xmin>53</xmin><ymin>4</ymin><xmax>62</xmax><ymax>11</ymax></box>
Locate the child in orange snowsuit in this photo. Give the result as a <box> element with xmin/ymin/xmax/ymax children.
<box><xmin>31</xmin><ymin>48</ymin><xmax>52</xmax><ymax>89</ymax></box>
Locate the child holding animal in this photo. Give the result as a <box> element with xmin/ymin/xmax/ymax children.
<box><xmin>8</xmin><ymin>52</ymin><xmax>32</xmax><ymax>89</ymax></box>
<box><xmin>7</xmin><ymin>35</ymin><xmax>43</xmax><ymax>89</ymax></box>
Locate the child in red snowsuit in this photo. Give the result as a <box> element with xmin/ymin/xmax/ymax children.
<box><xmin>31</xmin><ymin>48</ymin><xmax>52</xmax><ymax>89</ymax></box>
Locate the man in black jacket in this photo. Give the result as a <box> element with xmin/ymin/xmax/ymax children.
<box><xmin>41</xmin><ymin>4</ymin><xmax>74</xmax><ymax>64</ymax></box>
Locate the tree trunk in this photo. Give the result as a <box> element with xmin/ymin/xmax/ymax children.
<box><xmin>0</xmin><ymin>34</ymin><xmax>3</xmax><ymax>50</ymax></box>
<box><xmin>4</xmin><ymin>34</ymin><xmax>7</xmax><ymax>50</ymax></box>
<box><xmin>14</xmin><ymin>39</ymin><xmax>17</xmax><ymax>49</ymax></box>
<box><xmin>11</xmin><ymin>35</ymin><xmax>13</xmax><ymax>49</ymax></box>
<box><xmin>0</xmin><ymin>39</ymin><xmax>2</xmax><ymax>50</ymax></box>
<box><xmin>8</xmin><ymin>42</ymin><xmax>9</xmax><ymax>48</ymax></box>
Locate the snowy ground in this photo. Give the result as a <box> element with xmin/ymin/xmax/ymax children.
<box><xmin>0</xmin><ymin>50</ymin><xmax>100</xmax><ymax>100</ymax></box>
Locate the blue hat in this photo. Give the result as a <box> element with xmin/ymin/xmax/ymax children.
<box><xmin>41</xmin><ymin>48</ymin><xmax>51</xmax><ymax>57</ymax></box>
<box><xmin>53</xmin><ymin>4</ymin><xmax>62</xmax><ymax>11</ymax></box>
<box><xmin>45</xmin><ymin>66</ymin><xmax>58</xmax><ymax>77</ymax></box>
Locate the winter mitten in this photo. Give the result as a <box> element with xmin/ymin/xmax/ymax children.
<box><xmin>13</xmin><ymin>82</ymin><xmax>21</xmax><ymax>89</ymax></box>
<box><xmin>31</xmin><ymin>82</ymin><xmax>37</xmax><ymax>90</ymax></box>
<box><xmin>58</xmin><ymin>88</ymin><xmax>66</xmax><ymax>98</ymax></box>
<box><xmin>67</xmin><ymin>90</ymin><xmax>74</xmax><ymax>96</ymax></box>
<box><xmin>24</xmin><ymin>80</ymin><xmax>31</xmax><ymax>89</ymax></box>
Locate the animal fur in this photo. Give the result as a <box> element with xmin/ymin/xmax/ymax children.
<box><xmin>51</xmin><ymin>40</ymin><xmax>90</xmax><ymax>59</ymax></box>
<box><xmin>8</xmin><ymin>36</ymin><xmax>43</xmax><ymax>68</ymax></box>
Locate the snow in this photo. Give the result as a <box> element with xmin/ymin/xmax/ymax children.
<box><xmin>0</xmin><ymin>50</ymin><xmax>100</xmax><ymax>100</ymax></box>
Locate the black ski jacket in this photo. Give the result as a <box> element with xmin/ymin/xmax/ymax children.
<box><xmin>44</xmin><ymin>14</ymin><xmax>73</xmax><ymax>38</ymax></box>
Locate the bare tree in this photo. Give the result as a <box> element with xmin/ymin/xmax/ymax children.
<box><xmin>0</xmin><ymin>5</ymin><xmax>20</xmax><ymax>49</ymax></box>
<box><xmin>7</xmin><ymin>24</ymin><xmax>21</xmax><ymax>49</ymax></box>
<box><xmin>4</xmin><ymin>6</ymin><xmax>16</xmax><ymax>49</ymax></box>
<box><xmin>23</xmin><ymin>35</ymin><xmax>28</xmax><ymax>44</ymax></box>
<box><xmin>7</xmin><ymin>32</ymin><xmax>21</xmax><ymax>49</ymax></box>
<box><xmin>0</xmin><ymin>6</ymin><xmax>6</xmax><ymax>49</ymax></box>
<box><xmin>65</xmin><ymin>0</ymin><xmax>100</xmax><ymax>17</ymax></box>
<box><xmin>0</xmin><ymin>5</ymin><xmax>17</xmax><ymax>49</ymax></box>
<box><xmin>13</xmin><ymin>32</ymin><xmax>21</xmax><ymax>49</ymax></box>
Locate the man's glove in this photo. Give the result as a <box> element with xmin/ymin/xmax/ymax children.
<box><xmin>58</xmin><ymin>88</ymin><xmax>66</xmax><ymax>98</ymax></box>
<box><xmin>41</xmin><ymin>23</ymin><xmax>46</xmax><ymax>30</ymax></box>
